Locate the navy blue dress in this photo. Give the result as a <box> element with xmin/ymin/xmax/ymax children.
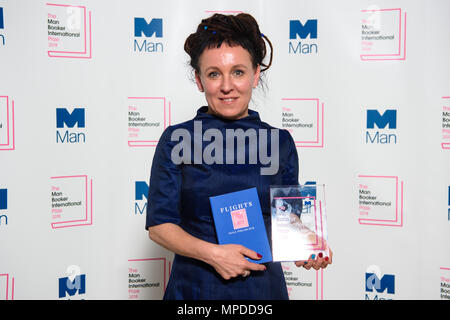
<box><xmin>146</xmin><ymin>106</ymin><xmax>299</xmax><ymax>300</ymax></box>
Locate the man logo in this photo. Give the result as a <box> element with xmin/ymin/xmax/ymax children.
<box><xmin>301</xmin><ymin>181</ymin><xmax>317</xmax><ymax>214</ymax></box>
<box><xmin>135</xmin><ymin>181</ymin><xmax>149</xmax><ymax>215</ymax></box>
<box><xmin>365</xmin><ymin>265</ymin><xmax>395</xmax><ymax>299</ymax></box>
<box><xmin>134</xmin><ymin>18</ymin><xmax>163</xmax><ymax>53</ymax></box>
<box><xmin>0</xmin><ymin>189</ymin><xmax>6</xmax><ymax>210</ymax></box>
<box><xmin>365</xmin><ymin>273</ymin><xmax>395</xmax><ymax>294</ymax></box>
<box><xmin>0</xmin><ymin>7</ymin><xmax>5</xmax><ymax>46</ymax></box>
<box><xmin>366</xmin><ymin>109</ymin><xmax>397</xmax><ymax>144</ymax></box>
<box><xmin>59</xmin><ymin>265</ymin><xmax>86</xmax><ymax>298</ymax></box>
<box><xmin>288</xmin><ymin>19</ymin><xmax>318</xmax><ymax>55</ymax></box>
<box><xmin>58</xmin><ymin>274</ymin><xmax>86</xmax><ymax>298</ymax></box>
<box><xmin>56</xmin><ymin>108</ymin><xmax>86</xmax><ymax>143</ymax></box>
<box><xmin>0</xmin><ymin>189</ymin><xmax>7</xmax><ymax>226</ymax></box>
<box><xmin>367</xmin><ymin>109</ymin><xmax>397</xmax><ymax>129</ymax></box>
<box><xmin>0</xmin><ymin>7</ymin><xmax>4</xmax><ymax>29</ymax></box>
<box><xmin>134</xmin><ymin>18</ymin><xmax>163</xmax><ymax>38</ymax></box>
<box><xmin>56</xmin><ymin>108</ymin><xmax>85</xmax><ymax>128</ymax></box>
<box><xmin>289</xmin><ymin>20</ymin><xmax>317</xmax><ymax>39</ymax></box>
<box><xmin>135</xmin><ymin>181</ymin><xmax>149</xmax><ymax>201</ymax></box>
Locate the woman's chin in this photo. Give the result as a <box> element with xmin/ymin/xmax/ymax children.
<box><xmin>207</xmin><ymin>106</ymin><xmax>248</xmax><ymax>120</ymax></box>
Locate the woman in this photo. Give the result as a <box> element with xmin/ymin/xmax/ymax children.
<box><xmin>146</xmin><ymin>13</ymin><xmax>332</xmax><ymax>300</ymax></box>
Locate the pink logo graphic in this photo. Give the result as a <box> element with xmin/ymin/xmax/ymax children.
<box><xmin>442</xmin><ymin>97</ymin><xmax>450</xmax><ymax>150</ymax></box>
<box><xmin>361</xmin><ymin>8</ymin><xmax>407</xmax><ymax>61</ymax></box>
<box><xmin>281</xmin><ymin>98</ymin><xmax>324</xmax><ymax>148</ymax></box>
<box><xmin>0</xmin><ymin>96</ymin><xmax>15</xmax><ymax>151</ymax></box>
<box><xmin>127</xmin><ymin>258</ymin><xmax>167</xmax><ymax>300</ymax></box>
<box><xmin>0</xmin><ymin>273</ymin><xmax>14</xmax><ymax>300</ymax></box>
<box><xmin>440</xmin><ymin>267</ymin><xmax>450</xmax><ymax>300</ymax></box>
<box><xmin>283</xmin><ymin>264</ymin><xmax>325</xmax><ymax>300</ymax></box>
<box><xmin>50</xmin><ymin>175</ymin><xmax>93</xmax><ymax>229</ymax></box>
<box><xmin>47</xmin><ymin>3</ymin><xmax>92</xmax><ymax>59</ymax></box>
<box><xmin>204</xmin><ymin>10</ymin><xmax>243</xmax><ymax>14</ymax></box>
<box><xmin>127</xmin><ymin>97</ymin><xmax>171</xmax><ymax>147</ymax></box>
<box><xmin>230</xmin><ymin>208</ymin><xmax>249</xmax><ymax>230</ymax></box>
<box><xmin>358</xmin><ymin>175</ymin><xmax>404</xmax><ymax>227</ymax></box>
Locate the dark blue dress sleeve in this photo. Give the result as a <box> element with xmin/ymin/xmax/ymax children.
<box><xmin>280</xmin><ymin>130</ymin><xmax>300</xmax><ymax>185</ymax></box>
<box><xmin>145</xmin><ymin>127</ymin><xmax>182</xmax><ymax>230</ymax></box>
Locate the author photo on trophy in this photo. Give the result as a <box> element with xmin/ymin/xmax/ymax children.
<box><xmin>145</xmin><ymin>12</ymin><xmax>332</xmax><ymax>300</ymax></box>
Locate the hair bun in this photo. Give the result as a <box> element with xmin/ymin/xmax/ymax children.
<box><xmin>184</xmin><ymin>12</ymin><xmax>273</xmax><ymax>73</ymax></box>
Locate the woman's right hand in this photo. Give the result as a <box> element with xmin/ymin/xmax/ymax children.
<box><xmin>207</xmin><ymin>244</ymin><xmax>267</xmax><ymax>280</ymax></box>
<box><xmin>148</xmin><ymin>224</ymin><xmax>266</xmax><ymax>280</ymax></box>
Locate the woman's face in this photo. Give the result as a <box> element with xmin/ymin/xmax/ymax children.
<box><xmin>195</xmin><ymin>44</ymin><xmax>260</xmax><ymax>120</ymax></box>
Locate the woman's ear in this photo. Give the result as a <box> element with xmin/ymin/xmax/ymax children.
<box><xmin>195</xmin><ymin>71</ymin><xmax>204</xmax><ymax>92</ymax></box>
<box><xmin>252</xmin><ymin>65</ymin><xmax>261</xmax><ymax>88</ymax></box>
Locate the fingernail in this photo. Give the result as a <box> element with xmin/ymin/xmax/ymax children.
<box><xmin>257</xmin><ymin>253</ymin><xmax>262</xmax><ymax>258</ymax></box>
<box><xmin>304</xmin><ymin>261</ymin><xmax>308</xmax><ymax>265</ymax></box>
<box><xmin>318</xmin><ymin>252</ymin><xmax>323</xmax><ymax>258</ymax></box>
<box><xmin>311</xmin><ymin>254</ymin><xmax>316</xmax><ymax>260</ymax></box>
<box><xmin>325</xmin><ymin>257</ymin><xmax>329</xmax><ymax>261</ymax></box>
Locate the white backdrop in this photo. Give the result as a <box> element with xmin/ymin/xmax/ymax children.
<box><xmin>0</xmin><ymin>0</ymin><xmax>449</xmax><ymax>300</ymax></box>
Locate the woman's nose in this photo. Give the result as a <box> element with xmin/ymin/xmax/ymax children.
<box><xmin>220</xmin><ymin>75</ymin><xmax>233</xmax><ymax>94</ymax></box>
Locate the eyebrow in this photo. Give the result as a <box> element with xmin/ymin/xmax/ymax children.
<box><xmin>204</xmin><ymin>64</ymin><xmax>249</xmax><ymax>73</ymax></box>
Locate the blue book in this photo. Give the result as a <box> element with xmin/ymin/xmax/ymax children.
<box><xmin>209</xmin><ymin>187</ymin><xmax>272</xmax><ymax>264</ymax></box>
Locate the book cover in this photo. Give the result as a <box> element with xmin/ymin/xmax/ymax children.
<box><xmin>209</xmin><ymin>187</ymin><xmax>272</xmax><ymax>264</ymax></box>
<box><xmin>270</xmin><ymin>184</ymin><xmax>329</xmax><ymax>262</ymax></box>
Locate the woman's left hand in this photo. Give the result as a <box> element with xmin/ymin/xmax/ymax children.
<box><xmin>294</xmin><ymin>248</ymin><xmax>333</xmax><ymax>270</ymax></box>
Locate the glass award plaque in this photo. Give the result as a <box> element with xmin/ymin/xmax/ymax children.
<box><xmin>270</xmin><ymin>184</ymin><xmax>329</xmax><ymax>262</ymax></box>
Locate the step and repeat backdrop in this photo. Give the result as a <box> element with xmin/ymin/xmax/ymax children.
<box><xmin>0</xmin><ymin>0</ymin><xmax>449</xmax><ymax>300</ymax></box>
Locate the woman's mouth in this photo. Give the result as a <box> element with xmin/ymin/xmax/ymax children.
<box><xmin>219</xmin><ymin>97</ymin><xmax>238</xmax><ymax>103</ymax></box>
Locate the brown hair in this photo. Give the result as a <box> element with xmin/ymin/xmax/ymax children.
<box><xmin>184</xmin><ymin>13</ymin><xmax>273</xmax><ymax>73</ymax></box>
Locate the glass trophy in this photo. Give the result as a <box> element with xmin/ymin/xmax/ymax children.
<box><xmin>270</xmin><ymin>183</ymin><xmax>329</xmax><ymax>262</ymax></box>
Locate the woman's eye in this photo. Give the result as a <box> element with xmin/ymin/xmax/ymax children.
<box><xmin>233</xmin><ymin>70</ymin><xmax>244</xmax><ymax>76</ymax></box>
<box><xmin>208</xmin><ymin>71</ymin><xmax>219</xmax><ymax>78</ymax></box>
